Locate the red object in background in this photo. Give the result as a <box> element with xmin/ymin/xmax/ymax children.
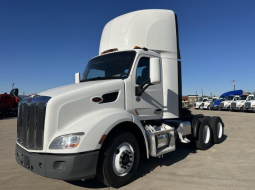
<box><xmin>0</xmin><ymin>93</ymin><xmax>18</xmax><ymax>119</ymax></box>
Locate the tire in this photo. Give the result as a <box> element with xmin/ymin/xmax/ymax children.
<box><xmin>196</xmin><ymin>118</ymin><xmax>212</xmax><ymax>150</ymax></box>
<box><xmin>97</xmin><ymin>131</ymin><xmax>140</xmax><ymax>188</ymax></box>
<box><xmin>240</xmin><ymin>106</ymin><xmax>244</xmax><ymax>112</ymax></box>
<box><xmin>210</xmin><ymin>117</ymin><xmax>224</xmax><ymax>144</ymax></box>
<box><xmin>199</xmin><ymin>105</ymin><xmax>201</xmax><ymax>109</ymax></box>
<box><xmin>208</xmin><ymin>105</ymin><xmax>210</xmax><ymax>110</ymax></box>
<box><xmin>227</xmin><ymin>106</ymin><xmax>230</xmax><ymax>111</ymax></box>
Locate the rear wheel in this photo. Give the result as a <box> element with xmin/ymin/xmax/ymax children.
<box><xmin>97</xmin><ymin>131</ymin><xmax>140</xmax><ymax>188</ymax></box>
<box><xmin>210</xmin><ymin>117</ymin><xmax>224</xmax><ymax>144</ymax></box>
<box><xmin>196</xmin><ymin>118</ymin><xmax>212</xmax><ymax>150</ymax></box>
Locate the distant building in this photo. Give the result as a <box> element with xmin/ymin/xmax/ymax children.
<box><xmin>187</xmin><ymin>95</ymin><xmax>198</xmax><ymax>107</ymax></box>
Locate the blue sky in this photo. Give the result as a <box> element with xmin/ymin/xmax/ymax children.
<box><xmin>0</xmin><ymin>0</ymin><xmax>254</xmax><ymax>96</ymax></box>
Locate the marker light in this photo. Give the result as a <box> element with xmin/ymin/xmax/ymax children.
<box><xmin>101</xmin><ymin>48</ymin><xmax>118</xmax><ymax>55</ymax></box>
<box><xmin>49</xmin><ymin>133</ymin><xmax>84</xmax><ymax>149</ymax></box>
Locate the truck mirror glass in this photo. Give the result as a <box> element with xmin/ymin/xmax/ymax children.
<box><xmin>150</xmin><ymin>58</ymin><xmax>161</xmax><ymax>85</ymax></box>
<box><xmin>75</xmin><ymin>73</ymin><xmax>80</xmax><ymax>84</ymax></box>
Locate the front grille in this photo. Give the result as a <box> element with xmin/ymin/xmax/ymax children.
<box><xmin>194</xmin><ymin>103</ymin><xmax>196</xmax><ymax>107</ymax></box>
<box><xmin>245</xmin><ymin>102</ymin><xmax>251</xmax><ymax>109</ymax></box>
<box><xmin>17</xmin><ymin>96</ymin><xmax>51</xmax><ymax>150</ymax></box>
<box><xmin>231</xmin><ymin>102</ymin><xmax>236</xmax><ymax>108</ymax></box>
<box><xmin>220</xmin><ymin>102</ymin><xmax>224</xmax><ymax>108</ymax></box>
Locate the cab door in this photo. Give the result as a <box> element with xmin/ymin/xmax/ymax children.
<box><xmin>132</xmin><ymin>55</ymin><xmax>163</xmax><ymax>120</ymax></box>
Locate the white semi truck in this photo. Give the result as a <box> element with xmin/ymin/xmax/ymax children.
<box><xmin>194</xmin><ymin>97</ymin><xmax>209</xmax><ymax>109</ymax></box>
<box><xmin>202</xmin><ymin>97</ymin><xmax>218</xmax><ymax>110</ymax></box>
<box><xmin>244</xmin><ymin>96</ymin><xmax>255</xmax><ymax>112</ymax></box>
<box><xmin>231</xmin><ymin>94</ymin><xmax>254</xmax><ymax>111</ymax></box>
<box><xmin>219</xmin><ymin>95</ymin><xmax>240</xmax><ymax>111</ymax></box>
<box><xmin>13</xmin><ymin>10</ymin><xmax>225</xmax><ymax>188</ymax></box>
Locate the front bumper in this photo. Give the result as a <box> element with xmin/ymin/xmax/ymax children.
<box><xmin>232</xmin><ymin>107</ymin><xmax>241</xmax><ymax>110</ymax></box>
<box><xmin>15</xmin><ymin>144</ymin><xmax>99</xmax><ymax>180</ymax></box>
<box><xmin>245</xmin><ymin>107</ymin><xmax>255</xmax><ymax>111</ymax></box>
<box><xmin>211</xmin><ymin>106</ymin><xmax>219</xmax><ymax>110</ymax></box>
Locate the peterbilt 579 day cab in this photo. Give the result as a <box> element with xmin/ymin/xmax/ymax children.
<box><xmin>220</xmin><ymin>95</ymin><xmax>240</xmax><ymax>111</ymax></box>
<box><xmin>194</xmin><ymin>96</ymin><xmax>209</xmax><ymax>109</ymax></box>
<box><xmin>231</xmin><ymin>94</ymin><xmax>255</xmax><ymax>111</ymax></box>
<box><xmin>202</xmin><ymin>97</ymin><xmax>218</xmax><ymax>110</ymax></box>
<box><xmin>210</xmin><ymin>90</ymin><xmax>243</xmax><ymax>110</ymax></box>
<box><xmin>14</xmin><ymin>10</ymin><xmax>225</xmax><ymax>188</ymax></box>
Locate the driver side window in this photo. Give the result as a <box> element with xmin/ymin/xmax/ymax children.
<box><xmin>136</xmin><ymin>57</ymin><xmax>150</xmax><ymax>84</ymax></box>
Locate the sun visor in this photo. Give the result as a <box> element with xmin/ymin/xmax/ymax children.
<box><xmin>99</xmin><ymin>9</ymin><xmax>179</xmax><ymax>59</ymax></box>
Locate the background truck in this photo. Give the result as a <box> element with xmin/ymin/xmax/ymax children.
<box><xmin>202</xmin><ymin>97</ymin><xmax>218</xmax><ymax>110</ymax></box>
<box><xmin>194</xmin><ymin>96</ymin><xmax>209</xmax><ymax>109</ymax></box>
<box><xmin>219</xmin><ymin>95</ymin><xmax>240</xmax><ymax>111</ymax></box>
<box><xmin>13</xmin><ymin>10</ymin><xmax>225</xmax><ymax>188</ymax></box>
<box><xmin>0</xmin><ymin>93</ymin><xmax>18</xmax><ymax>119</ymax></box>
<box><xmin>231</xmin><ymin>94</ymin><xmax>254</xmax><ymax>111</ymax></box>
<box><xmin>210</xmin><ymin>90</ymin><xmax>243</xmax><ymax>110</ymax></box>
<box><xmin>244</xmin><ymin>97</ymin><xmax>255</xmax><ymax>112</ymax></box>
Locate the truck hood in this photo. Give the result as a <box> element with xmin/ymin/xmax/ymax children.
<box><xmin>39</xmin><ymin>80</ymin><xmax>122</xmax><ymax>98</ymax></box>
<box><xmin>233</xmin><ymin>100</ymin><xmax>246</xmax><ymax>104</ymax></box>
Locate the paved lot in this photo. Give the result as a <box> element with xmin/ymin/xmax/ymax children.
<box><xmin>0</xmin><ymin>110</ymin><xmax>255</xmax><ymax>190</ymax></box>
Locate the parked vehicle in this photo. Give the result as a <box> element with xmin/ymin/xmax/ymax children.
<box><xmin>14</xmin><ymin>10</ymin><xmax>225</xmax><ymax>188</ymax></box>
<box><xmin>231</xmin><ymin>95</ymin><xmax>255</xmax><ymax>111</ymax></box>
<box><xmin>210</xmin><ymin>90</ymin><xmax>243</xmax><ymax>110</ymax></box>
<box><xmin>202</xmin><ymin>97</ymin><xmax>218</xmax><ymax>110</ymax></box>
<box><xmin>194</xmin><ymin>96</ymin><xmax>209</xmax><ymax>109</ymax></box>
<box><xmin>0</xmin><ymin>93</ymin><xmax>18</xmax><ymax>119</ymax></box>
<box><xmin>244</xmin><ymin>97</ymin><xmax>255</xmax><ymax>112</ymax></box>
<box><xmin>219</xmin><ymin>95</ymin><xmax>240</xmax><ymax>111</ymax></box>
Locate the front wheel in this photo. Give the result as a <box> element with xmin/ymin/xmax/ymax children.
<box><xmin>97</xmin><ymin>131</ymin><xmax>140</xmax><ymax>188</ymax></box>
<box><xmin>240</xmin><ymin>106</ymin><xmax>244</xmax><ymax>112</ymax></box>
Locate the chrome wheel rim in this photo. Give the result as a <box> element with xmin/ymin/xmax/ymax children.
<box><xmin>217</xmin><ymin>122</ymin><xmax>223</xmax><ymax>138</ymax></box>
<box><xmin>112</xmin><ymin>142</ymin><xmax>134</xmax><ymax>176</ymax></box>
<box><xmin>203</xmin><ymin>125</ymin><xmax>210</xmax><ymax>144</ymax></box>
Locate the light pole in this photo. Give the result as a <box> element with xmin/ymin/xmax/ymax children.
<box><xmin>230</xmin><ymin>80</ymin><xmax>237</xmax><ymax>90</ymax></box>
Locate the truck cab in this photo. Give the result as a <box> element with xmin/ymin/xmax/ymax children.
<box><xmin>244</xmin><ymin>96</ymin><xmax>255</xmax><ymax>112</ymax></box>
<box><xmin>194</xmin><ymin>97</ymin><xmax>209</xmax><ymax>109</ymax></box>
<box><xmin>14</xmin><ymin>10</ymin><xmax>225</xmax><ymax>188</ymax></box>
<box><xmin>219</xmin><ymin>95</ymin><xmax>240</xmax><ymax>111</ymax></box>
<box><xmin>202</xmin><ymin>97</ymin><xmax>218</xmax><ymax>110</ymax></box>
<box><xmin>231</xmin><ymin>94</ymin><xmax>255</xmax><ymax>111</ymax></box>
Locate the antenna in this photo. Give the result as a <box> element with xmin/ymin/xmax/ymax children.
<box><xmin>230</xmin><ymin>80</ymin><xmax>237</xmax><ymax>90</ymax></box>
<box><xmin>12</xmin><ymin>83</ymin><xmax>14</xmax><ymax>90</ymax></box>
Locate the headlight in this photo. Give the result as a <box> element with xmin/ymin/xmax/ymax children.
<box><xmin>49</xmin><ymin>132</ymin><xmax>84</xmax><ymax>149</ymax></box>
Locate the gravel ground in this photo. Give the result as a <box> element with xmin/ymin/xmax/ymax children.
<box><xmin>0</xmin><ymin>109</ymin><xmax>255</xmax><ymax>190</ymax></box>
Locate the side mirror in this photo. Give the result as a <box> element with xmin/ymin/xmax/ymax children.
<box><xmin>10</xmin><ymin>88</ymin><xmax>19</xmax><ymax>97</ymax></box>
<box><xmin>150</xmin><ymin>58</ymin><xmax>161</xmax><ymax>85</ymax></box>
<box><xmin>75</xmin><ymin>73</ymin><xmax>80</xmax><ymax>84</ymax></box>
<box><xmin>10</xmin><ymin>88</ymin><xmax>22</xmax><ymax>101</ymax></box>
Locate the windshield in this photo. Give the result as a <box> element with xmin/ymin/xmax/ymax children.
<box><xmin>81</xmin><ymin>51</ymin><xmax>136</xmax><ymax>82</ymax></box>
<box><xmin>226</xmin><ymin>96</ymin><xmax>234</xmax><ymax>100</ymax></box>
<box><xmin>219</xmin><ymin>96</ymin><xmax>225</xmax><ymax>100</ymax></box>
<box><xmin>236</xmin><ymin>95</ymin><xmax>248</xmax><ymax>100</ymax></box>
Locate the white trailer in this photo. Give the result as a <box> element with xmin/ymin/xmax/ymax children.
<box><xmin>231</xmin><ymin>94</ymin><xmax>255</xmax><ymax>111</ymax></box>
<box><xmin>14</xmin><ymin>10</ymin><xmax>225</xmax><ymax>188</ymax></box>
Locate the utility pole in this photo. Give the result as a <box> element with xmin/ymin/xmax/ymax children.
<box><xmin>12</xmin><ymin>83</ymin><xmax>14</xmax><ymax>89</ymax></box>
<box><xmin>210</xmin><ymin>92</ymin><xmax>212</xmax><ymax>97</ymax></box>
<box><xmin>230</xmin><ymin>80</ymin><xmax>237</xmax><ymax>90</ymax></box>
<box><xmin>196</xmin><ymin>90</ymin><xmax>197</xmax><ymax>100</ymax></box>
<box><xmin>201</xmin><ymin>88</ymin><xmax>203</xmax><ymax>97</ymax></box>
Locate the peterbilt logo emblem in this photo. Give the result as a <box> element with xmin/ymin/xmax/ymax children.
<box><xmin>27</xmin><ymin>98</ymin><xmax>33</xmax><ymax>103</ymax></box>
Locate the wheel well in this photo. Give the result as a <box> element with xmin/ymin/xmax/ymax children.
<box><xmin>101</xmin><ymin>121</ymin><xmax>147</xmax><ymax>156</ymax></box>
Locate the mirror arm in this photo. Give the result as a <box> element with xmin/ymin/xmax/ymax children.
<box><xmin>135</xmin><ymin>79</ymin><xmax>151</xmax><ymax>96</ymax></box>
